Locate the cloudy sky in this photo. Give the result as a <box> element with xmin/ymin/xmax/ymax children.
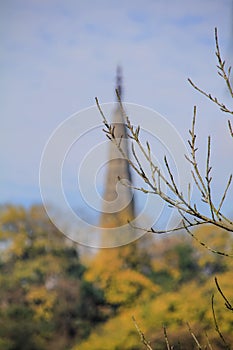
<box><xmin>1</xmin><ymin>0</ymin><xmax>233</xmax><ymax>226</ymax></box>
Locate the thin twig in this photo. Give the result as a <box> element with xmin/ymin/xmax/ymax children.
<box><xmin>205</xmin><ymin>332</ymin><xmax>213</xmax><ymax>350</ymax></box>
<box><xmin>215</xmin><ymin>27</ymin><xmax>233</xmax><ymax>98</ymax></box>
<box><xmin>188</xmin><ymin>79</ymin><xmax>233</xmax><ymax>115</ymax></box>
<box><xmin>97</xmin><ymin>36</ymin><xmax>233</xmax><ymax>252</ymax></box>
<box><xmin>98</xmin><ymin>98</ymin><xmax>233</xmax><ymax>234</ymax></box>
<box><xmin>205</xmin><ymin>136</ymin><xmax>215</xmax><ymax>221</ymax></box>
<box><xmin>132</xmin><ymin>316</ymin><xmax>153</xmax><ymax>350</ymax></box>
<box><xmin>211</xmin><ymin>295</ymin><xmax>231</xmax><ymax>349</ymax></box>
<box><xmin>128</xmin><ymin>219</ymin><xmax>205</xmax><ymax>235</ymax></box>
<box><xmin>183</xmin><ymin>223</ymin><xmax>233</xmax><ymax>257</ymax></box>
<box><xmin>163</xmin><ymin>325</ymin><xmax>172</xmax><ymax>350</ymax></box>
<box><xmin>164</xmin><ymin>156</ymin><xmax>179</xmax><ymax>195</ymax></box>
<box><xmin>217</xmin><ymin>174</ymin><xmax>232</xmax><ymax>215</ymax></box>
<box><xmin>188</xmin><ymin>28</ymin><xmax>233</xmax><ymax>139</ymax></box>
<box><xmin>228</xmin><ymin>120</ymin><xmax>233</xmax><ymax>137</ymax></box>
<box><xmin>214</xmin><ymin>277</ymin><xmax>233</xmax><ymax>311</ymax></box>
<box><xmin>186</xmin><ymin>322</ymin><xmax>202</xmax><ymax>349</ymax></box>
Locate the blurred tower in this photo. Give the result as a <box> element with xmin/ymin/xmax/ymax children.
<box><xmin>99</xmin><ymin>67</ymin><xmax>135</xmax><ymax>231</ymax></box>
<box><xmin>85</xmin><ymin>70</ymin><xmax>152</xmax><ymax>298</ymax></box>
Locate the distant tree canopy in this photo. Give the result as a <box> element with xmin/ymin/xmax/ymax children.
<box><xmin>0</xmin><ymin>205</ymin><xmax>106</xmax><ymax>350</ymax></box>
<box><xmin>0</xmin><ymin>205</ymin><xmax>233</xmax><ymax>349</ymax></box>
<box><xmin>75</xmin><ymin>226</ymin><xmax>233</xmax><ymax>350</ymax></box>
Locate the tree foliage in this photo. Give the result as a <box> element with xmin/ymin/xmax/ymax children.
<box><xmin>1</xmin><ymin>206</ymin><xmax>232</xmax><ymax>349</ymax></box>
<box><xmin>75</xmin><ymin>227</ymin><xmax>233</xmax><ymax>350</ymax></box>
<box><xmin>0</xmin><ymin>205</ymin><xmax>105</xmax><ymax>350</ymax></box>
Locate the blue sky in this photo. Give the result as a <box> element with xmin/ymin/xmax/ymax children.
<box><xmin>1</xmin><ymin>0</ymin><xmax>233</xmax><ymax>227</ymax></box>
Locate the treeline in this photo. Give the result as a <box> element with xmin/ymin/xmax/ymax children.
<box><xmin>0</xmin><ymin>205</ymin><xmax>106</xmax><ymax>350</ymax></box>
<box><xmin>0</xmin><ymin>205</ymin><xmax>232</xmax><ymax>349</ymax></box>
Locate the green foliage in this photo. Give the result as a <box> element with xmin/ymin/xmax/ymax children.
<box><xmin>149</xmin><ymin>269</ymin><xmax>175</xmax><ymax>291</ymax></box>
<box><xmin>174</xmin><ymin>243</ymin><xmax>200</xmax><ymax>283</ymax></box>
<box><xmin>0</xmin><ymin>205</ymin><xmax>106</xmax><ymax>350</ymax></box>
<box><xmin>0</xmin><ymin>305</ymin><xmax>47</xmax><ymax>350</ymax></box>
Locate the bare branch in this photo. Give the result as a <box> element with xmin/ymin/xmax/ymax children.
<box><xmin>188</xmin><ymin>78</ymin><xmax>233</xmax><ymax>115</ymax></box>
<box><xmin>217</xmin><ymin>174</ymin><xmax>232</xmax><ymax>215</ymax></box>
<box><xmin>215</xmin><ymin>27</ymin><xmax>233</xmax><ymax>98</ymax></box>
<box><xmin>164</xmin><ymin>156</ymin><xmax>179</xmax><ymax>195</ymax></box>
<box><xmin>183</xmin><ymin>223</ymin><xmax>233</xmax><ymax>257</ymax></box>
<box><xmin>188</xmin><ymin>28</ymin><xmax>233</xmax><ymax>140</ymax></box>
<box><xmin>97</xmin><ymin>27</ymin><xmax>233</xmax><ymax>259</ymax></box>
<box><xmin>186</xmin><ymin>322</ymin><xmax>202</xmax><ymax>349</ymax></box>
<box><xmin>187</xmin><ymin>108</ymin><xmax>208</xmax><ymax>199</ymax></box>
<box><xmin>205</xmin><ymin>332</ymin><xmax>214</xmax><ymax>350</ymax></box>
<box><xmin>163</xmin><ymin>326</ymin><xmax>172</xmax><ymax>350</ymax></box>
<box><xmin>98</xmin><ymin>94</ymin><xmax>233</xmax><ymax>237</ymax></box>
<box><xmin>228</xmin><ymin>120</ymin><xmax>233</xmax><ymax>137</ymax></box>
<box><xmin>128</xmin><ymin>218</ymin><xmax>205</xmax><ymax>235</ymax></box>
<box><xmin>214</xmin><ymin>277</ymin><xmax>233</xmax><ymax>312</ymax></box>
<box><xmin>132</xmin><ymin>316</ymin><xmax>153</xmax><ymax>350</ymax></box>
<box><xmin>205</xmin><ymin>136</ymin><xmax>215</xmax><ymax>221</ymax></box>
<box><xmin>95</xmin><ymin>97</ymin><xmax>108</xmax><ymax>123</ymax></box>
<box><xmin>211</xmin><ymin>295</ymin><xmax>231</xmax><ymax>349</ymax></box>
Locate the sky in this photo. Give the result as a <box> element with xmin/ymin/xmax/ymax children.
<box><xmin>1</xmin><ymin>0</ymin><xmax>233</xmax><ymax>233</ymax></box>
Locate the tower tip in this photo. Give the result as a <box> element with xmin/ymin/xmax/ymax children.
<box><xmin>116</xmin><ymin>65</ymin><xmax>123</xmax><ymax>100</ymax></box>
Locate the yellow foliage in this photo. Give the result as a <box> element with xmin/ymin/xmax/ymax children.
<box><xmin>75</xmin><ymin>274</ymin><xmax>233</xmax><ymax>350</ymax></box>
<box><xmin>72</xmin><ymin>308</ymin><xmax>141</xmax><ymax>350</ymax></box>
<box><xmin>26</xmin><ymin>286</ymin><xmax>56</xmax><ymax>321</ymax></box>
<box><xmin>8</xmin><ymin>231</ymin><xmax>29</xmax><ymax>258</ymax></box>
<box><xmin>2</xmin><ymin>205</ymin><xmax>232</xmax><ymax>348</ymax></box>
<box><xmin>0</xmin><ymin>205</ymin><xmax>26</xmax><ymax>224</ymax></box>
<box><xmin>13</xmin><ymin>254</ymin><xmax>61</xmax><ymax>284</ymax></box>
<box><xmin>105</xmin><ymin>269</ymin><xmax>159</xmax><ymax>305</ymax></box>
<box><xmin>85</xmin><ymin>245</ymin><xmax>134</xmax><ymax>286</ymax></box>
<box><xmin>85</xmin><ymin>243</ymin><xmax>159</xmax><ymax>306</ymax></box>
<box><xmin>76</xmin><ymin>225</ymin><xmax>233</xmax><ymax>349</ymax></box>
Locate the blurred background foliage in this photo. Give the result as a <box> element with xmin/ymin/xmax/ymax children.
<box><xmin>0</xmin><ymin>205</ymin><xmax>232</xmax><ymax>349</ymax></box>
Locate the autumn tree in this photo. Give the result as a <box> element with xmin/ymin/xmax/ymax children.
<box><xmin>96</xmin><ymin>28</ymin><xmax>233</xmax><ymax>349</ymax></box>
<box><xmin>0</xmin><ymin>205</ymin><xmax>106</xmax><ymax>350</ymax></box>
